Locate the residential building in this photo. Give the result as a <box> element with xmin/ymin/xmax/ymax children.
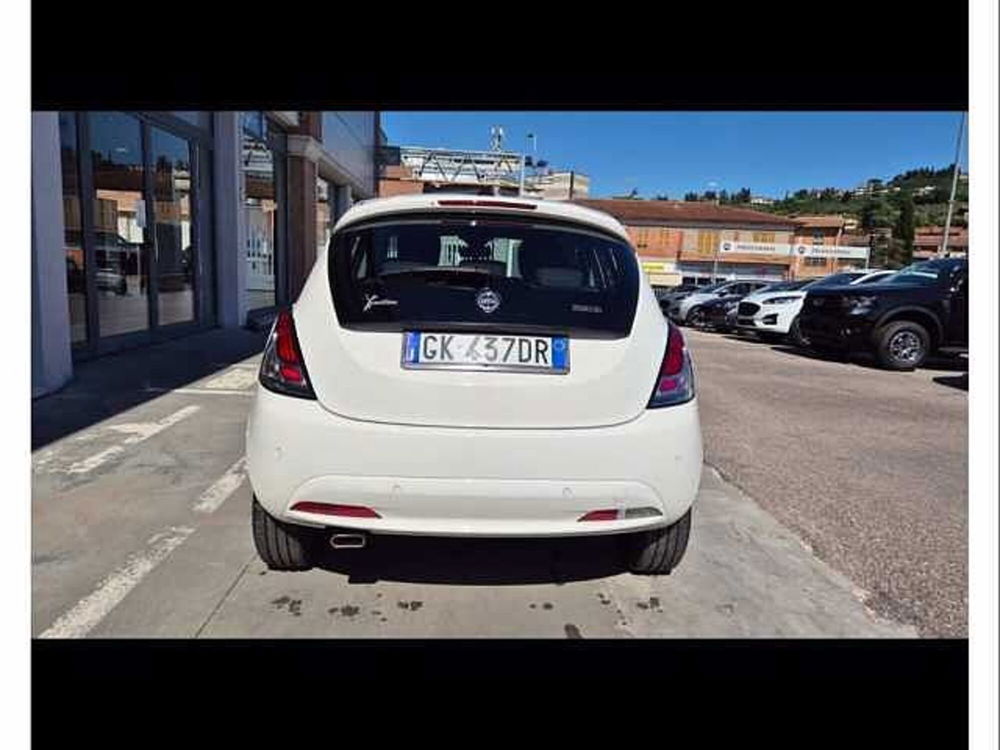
<box><xmin>912</xmin><ymin>226</ymin><xmax>969</xmax><ymax>259</ymax></box>
<box><xmin>789</xmin><ymin>215</ymin><xmax>870</xmax><ymax>278</ymax></box>
<box><xmin>529</xmin><ymin>171</ymin><xmax>589</xmax><ymax>200</ymax></box>
<box><xmin>32</xmin><ymin>111</ymin><xmax>380</xmax><ymax>397</ymax></box>
<box><xmin>574</xmin><ymin>200</ymin><xmax>802</xmax><ymax>287</ymax></box>
<box><xmin>573</xmin><ymin>201</ymin><xmax>873</xmax><ymax>287</ymax></box>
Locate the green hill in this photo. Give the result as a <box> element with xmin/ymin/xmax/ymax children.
<box><xmin>699</xmin><ymin>164</ymin><xmax>968</xmax><ymax>229</ymax></box>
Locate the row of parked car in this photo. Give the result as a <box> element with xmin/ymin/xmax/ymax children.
<box><xmin>656</xmin><ymin>257</ymin><xmax>969</xmax><ymax>370</ymax></box>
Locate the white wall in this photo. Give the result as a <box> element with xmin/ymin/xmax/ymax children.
<box><xmin>31</xmin><ymin>113</ymin><xmax>73</xmax><ymax>397</ymax></box>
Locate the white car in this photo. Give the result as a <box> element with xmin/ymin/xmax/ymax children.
<box><xmin>736</xmin><ymin>269</ymin><xmax>896</xmax><ymax>345</ymax></box>
<box><xmin>245</xmin><ymin>194</ymin><xmax>703</xmax><ymax>575</ymax></box>
<box><xmin>669</xmin><ymin>279</ymin><xmax>773</xmax><ymax>324</ymax></box>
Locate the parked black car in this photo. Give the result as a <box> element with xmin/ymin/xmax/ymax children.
<box><xmin>689</xmin><ymin>291</ymin><xmax>745</xmax><ymax>332</ymax></box>
<box><xmin>798</xmin><ymin>258</ymin><xmax>968</xmax><ymax>370</ymax></box>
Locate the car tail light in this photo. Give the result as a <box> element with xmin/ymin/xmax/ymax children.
<box><xmin>259</xmin><ymin>309</ymin><xmax>316</xmax><ymax>399</ymax></box>
<box><xmin>647</xmin><ymin>322</ymin><xmax>695</xmax><ymax>408</ymax></box>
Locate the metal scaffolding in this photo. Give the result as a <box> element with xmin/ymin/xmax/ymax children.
<box><xmin>399</xmin><ymin>146</ymin><xmax>525</xmax><ymax>191</ymax></box>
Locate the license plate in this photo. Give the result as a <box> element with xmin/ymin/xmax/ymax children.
<box><xmin>401</xmin><ymin>332</ymin><xmax>569</xmax><ymax>374</ymax></box>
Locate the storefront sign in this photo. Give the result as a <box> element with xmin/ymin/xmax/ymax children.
<box><xmin>793</xmin><ymin>243</ymin><xmax>869</xmax><ymax>259</ymax></box>
<box><xmin>641</xmin><ymin>260</ymin><xmax>674</xmax><ymax>274</ymax></box>
<box><xmin>719</xmin><ymin>241</ymin><xmax>793</xmax><ymax>256</ymax></box>
<box><xmin>718</xmin><ymin>241</ymin><xmax>869</xmax><ymax>260</ymax></box>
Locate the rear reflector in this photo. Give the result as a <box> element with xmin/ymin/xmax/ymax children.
<box><xmin>579</xmin><ymin>509</ymin><xmax>621</xmax><ymax>522</ymax></box>
<box><xmin>437</xmin><ymin>199</ymin><xmax>537</xmax><ymax>210</ymax></box>
<box><xmin>290</xmin><ymin>502</ymin><xmax>381</xmax><ymax>518</ymax></box>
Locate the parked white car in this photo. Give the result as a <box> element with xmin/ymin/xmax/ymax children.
<box><xmin>245</xmin><ymin>194</ymin><xmax>703</xmax><ymax>575</ymax></box>
<box><xmin>736</xmin><ymin>269</ymin><xmax>896</xmax><ymax>345</ymax></box>
<box><xmin>668</xmin><ymin>279</ymin><xmax>773</xmax><ymax>324</ymax></box>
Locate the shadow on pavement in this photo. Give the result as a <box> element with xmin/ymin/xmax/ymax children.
<box><xmin>767</xmin><ymin>343</ymin><xmax>968</xmax><ymax>374</ymax></box>
<box><xmin>32</xmin><ymin>328</ymin><xmax>267</xmax><ymax>450</ymax></box>
<box><xmin>933</xmin><ymin>373</ymin><xmax>968</xmax><ymax>391</ymax></box>
<box><xmin>313</xmin><ymin>534</ymin><xmax>629</xmax><ymax>586</ymax></box>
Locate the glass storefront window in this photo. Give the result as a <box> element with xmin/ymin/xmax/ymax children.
<box><xmin>59</xmin><ymin>113</ymin><xmax>87</xmax><ymax>344</ymax></box>
<box><xmin>89</xmin><ymin>112</ymin><xmax>149</xmax><ymax>338</ymax></box>
<box><xmin>243</xmin><ymin>120</ymin><xmax>278</xmax><ymax>310</ymax></box>
<box><xmin>170</xmin><ymin>111</ymin><xmax>211</xmax><ymax>130</ymax></box>
<box><xmin>151</xmin><ymin>127</ymin><xmax>195</xmax><ymax>325</ymax></box>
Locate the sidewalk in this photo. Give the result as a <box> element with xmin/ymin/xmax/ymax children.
<box><xmin>32</xmin><ymin>328</ymin><xmax>267</xmax><ymax>450</ymax></box>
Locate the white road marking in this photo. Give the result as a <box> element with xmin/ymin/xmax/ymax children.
<box><xmin>193</xmin><ymin>457</ymin><xmax>247</xmax><ymax>514</ymax></box>
<box><xmin>142</xmin><ymin>387</ymin><xmax>253</xmax><ymax>397</ymax></box>
<box><xmin>65</xmin><ymin>445</ymin><xmax>127</xmax><ymax>474</ymax></box>
<box><xmin>202</xmin><ymin>368</ymin><xmax>258</xmax><ymax>390</ymax></box>
<box><xmin>66</xmin><ymin>405</ymin><xmax>201</xmax><ymax>474</ymax></box>
<box><xmin>38</xmin><ymin>526</ymin><xmax>195</xmax><ymax>639</ymax></box>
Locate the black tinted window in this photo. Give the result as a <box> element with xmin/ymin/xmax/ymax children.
<box><xmin>328</xmin><ymin>213</ymin><xmax>640</xmax><ymax>338</ymax></box>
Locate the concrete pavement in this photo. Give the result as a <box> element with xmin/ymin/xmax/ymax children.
<box><xmin>685</xmin><ymin>328</ymin><xmax>967</xmax><ymax>637</ymax></box>
<box><xmin>31</xmin><ymin>329</ymin><xmax>920</xmax><ymax>639</ymax></box>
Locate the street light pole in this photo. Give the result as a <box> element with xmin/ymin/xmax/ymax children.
<box><xmin>939</xmin><ymin>111</ymin><xmax>966</xmax><ymax>258</ymax></box>
<box><xmin>521</xmin><ymin>133</ymin><xmax>536</xmax><ymax>197</ymax></box>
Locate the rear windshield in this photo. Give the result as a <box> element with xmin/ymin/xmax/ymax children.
<box><xmin>881</xmin><ymin>260</ymin><xmax>958</xmax><ymax>286</ymax></box>
<box><xmin>812</xmin><ymin>271</ymin><xmax>866</xmax><ymax>287</ymax></box>
<box><xmin>328</xmin><ymin>213</ymin><xmax>640</xmax><ymax>338</ymax></box>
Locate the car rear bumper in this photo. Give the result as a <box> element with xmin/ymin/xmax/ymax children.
<box><xmin>246</xmin><ymin>387</ymin><xmax>703</xmax><ymax>538</ymax></box>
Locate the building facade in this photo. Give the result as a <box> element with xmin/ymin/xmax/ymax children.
<box><xmin>913</xmin><ymin>226</ymin><xmax>969</xmax><ymax>259</ymax></box>
<box><xmin>32</xmin><ymin>111</ymin><xmax>379</xmax><ymax>397</ymax></box>
<box><xmin>788</xmin><ymin>215</ymin><xmax>871</xmax><ymax>278</ymax></box>
<box><xmin>573</xmin><ymin>201</ymin><xmax>871</xmax><ymax>287</ymax></box>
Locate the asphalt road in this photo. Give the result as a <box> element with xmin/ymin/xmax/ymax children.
<box><xmin>684</xmin><ymin>327</ymin><xmax>968</xmax><ymax>637</ymax></box>
<box><xmin>32</xmin><ymin>328</ymin><xmax>955</xmax><ymax>639</ymax></box>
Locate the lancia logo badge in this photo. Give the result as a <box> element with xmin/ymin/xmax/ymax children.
<box><xmin>476</xmin><ymin>288</ymin><xmax>502</xmax><ymax>314</ymax></box>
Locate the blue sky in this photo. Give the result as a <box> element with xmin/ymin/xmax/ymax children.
<box><xmin>382</xmin><ymin>112</ymin><xmax>968</xmax><ymax>200</ymax></box>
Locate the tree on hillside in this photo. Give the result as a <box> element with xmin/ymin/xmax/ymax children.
<box><xmin>735</xmin><ymin>187</ymin><xmax>751</xmax><ymax>203</ymax></box>
<box><xmin>654</xmin><ymin>193</ymin><xmax>670</xmax><ymax>200</ymax></box>
<box><xmin>890</xmin><ymin>191</ymin><xmax>916</xmax><ymax>267</ymax></box>
<box><xmin>684</xmin><ymin>192</ymin><xmax>699</xmax><ymax>202</ymax></box>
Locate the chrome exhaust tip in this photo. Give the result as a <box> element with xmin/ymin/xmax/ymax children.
<box><xmin>330</xmin><ymin>533</ymin><xmax>367</xmax><ymax>550</ymax></box>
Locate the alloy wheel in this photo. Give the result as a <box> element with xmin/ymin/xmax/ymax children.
<box><xmin>889</xmin><ymin>330</ymin><xmax>924</xmax><ymax>365</ymax></box>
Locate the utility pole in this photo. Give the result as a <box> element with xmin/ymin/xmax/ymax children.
<box><xmin>939</xmin><ymin>111</ymin><xmax>966</xmax><ymax>258</ymax></box>
<box><xmin>708</xmin><ymin>180</ymin><xmax>720</xmax><ymax>282</ymax></box>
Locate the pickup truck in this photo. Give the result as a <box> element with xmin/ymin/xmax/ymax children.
<box><xmin>797</xmin><ymin>257</ymin><xmax>967</xmax><ymax>370</ymax></box>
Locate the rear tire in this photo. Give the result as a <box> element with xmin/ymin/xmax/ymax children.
<box><xmin>874</xmin><ymin>320</ymin><xmax>930</xmax><ymax>371</ymax></box>
<box><xmin>624</xmin><ymin>509</ymin><xmax>692</xmax><ymax>575</ymax></box>
<box><xmin>252</xmin><ymin>496</ymin><xmax>317</xmax><ymax>571</ymax></box>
